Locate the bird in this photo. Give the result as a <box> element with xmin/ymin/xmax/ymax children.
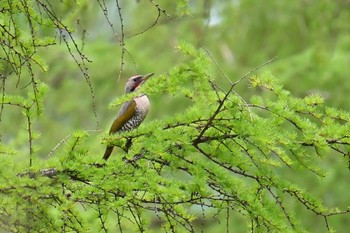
<box><xmin>103</xmin><ymin>73</ymin><xmax>154</xmax><ymax>161</ymax></box>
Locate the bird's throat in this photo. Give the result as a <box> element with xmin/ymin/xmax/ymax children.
<box><xmin>131</xmin><ymin>81</ymin><xmax>142</xmax><ymax>92</ymax></box>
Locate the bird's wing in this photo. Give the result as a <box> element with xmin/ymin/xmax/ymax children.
<box><xmin>109</xmin><ymin>100</ymin><xmax>137</xmax><ymax>134</ymax></box>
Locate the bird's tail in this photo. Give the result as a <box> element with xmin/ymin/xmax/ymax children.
<box><xmin>103</xmin><ymin>146</ymin><xmax>114</xmax><ymax>160</ymax></box>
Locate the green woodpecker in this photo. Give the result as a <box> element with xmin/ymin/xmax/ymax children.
<box><xmin>103</xmin><ymin>73</ymin><xmax>154</xmax><ymax>160</ymax></box>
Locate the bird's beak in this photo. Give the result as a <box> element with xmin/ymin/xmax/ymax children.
<box><xmin>142</xmin><ymin>73</ymin><xmax>154</xmax><ymax>82</ymax></box>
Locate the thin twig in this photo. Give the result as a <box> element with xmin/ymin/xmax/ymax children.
<box><xmin>202</xmin><ymin>46</ymin><xmax>233</xmax><ymax>85</ymax></box>
<box><xmin>232</xmin><ymin>56</ymin><xmax>278</xmax><ymax>87</ymax></box>
<box><xmin>47</xmin><ymin>129</ymin><xmax>101</xmax><ymax>157</ymax></box>
<box><xmin>116</xmin><ymin>0</ymin><xmax>125</xmax><ymax>82</ymax></box>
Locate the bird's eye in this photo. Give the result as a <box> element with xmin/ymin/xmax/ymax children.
<box><xmin>134</xmin><ymin>76</ymin><xmax>142</xmax><ymax>82</ymax></box>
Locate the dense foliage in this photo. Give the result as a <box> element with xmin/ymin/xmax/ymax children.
<box><xmin>1</xmin><ymin>0</ymin><xmax>349</xmax><ymax>232</ymax></box>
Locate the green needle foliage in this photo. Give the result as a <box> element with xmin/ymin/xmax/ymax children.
<box><xmin>1</xmin><ymin>1</ymin><xmax>349</xmax><ymax>233</ymax></box>
<box><xmin>2</xmin><ymin>42</ymin><xmax>350</xmax><ymax>232</ymax></box>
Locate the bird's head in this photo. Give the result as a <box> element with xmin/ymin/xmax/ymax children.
<box><xmin>125</xmin><ymin>73</ymin><xmax>154</xmax><ymax>93</ymax></box>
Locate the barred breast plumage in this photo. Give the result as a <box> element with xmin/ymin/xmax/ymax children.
<box><xmin>119</xmin><ymin>95</ymin><xmax>150</xmax><ymax>132</ymax></box>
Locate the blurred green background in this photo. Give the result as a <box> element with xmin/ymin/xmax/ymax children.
<box><xmin>1</xmin><ymin>0</ymin><xmax>349</xmax><ymax>232</ymax></box>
